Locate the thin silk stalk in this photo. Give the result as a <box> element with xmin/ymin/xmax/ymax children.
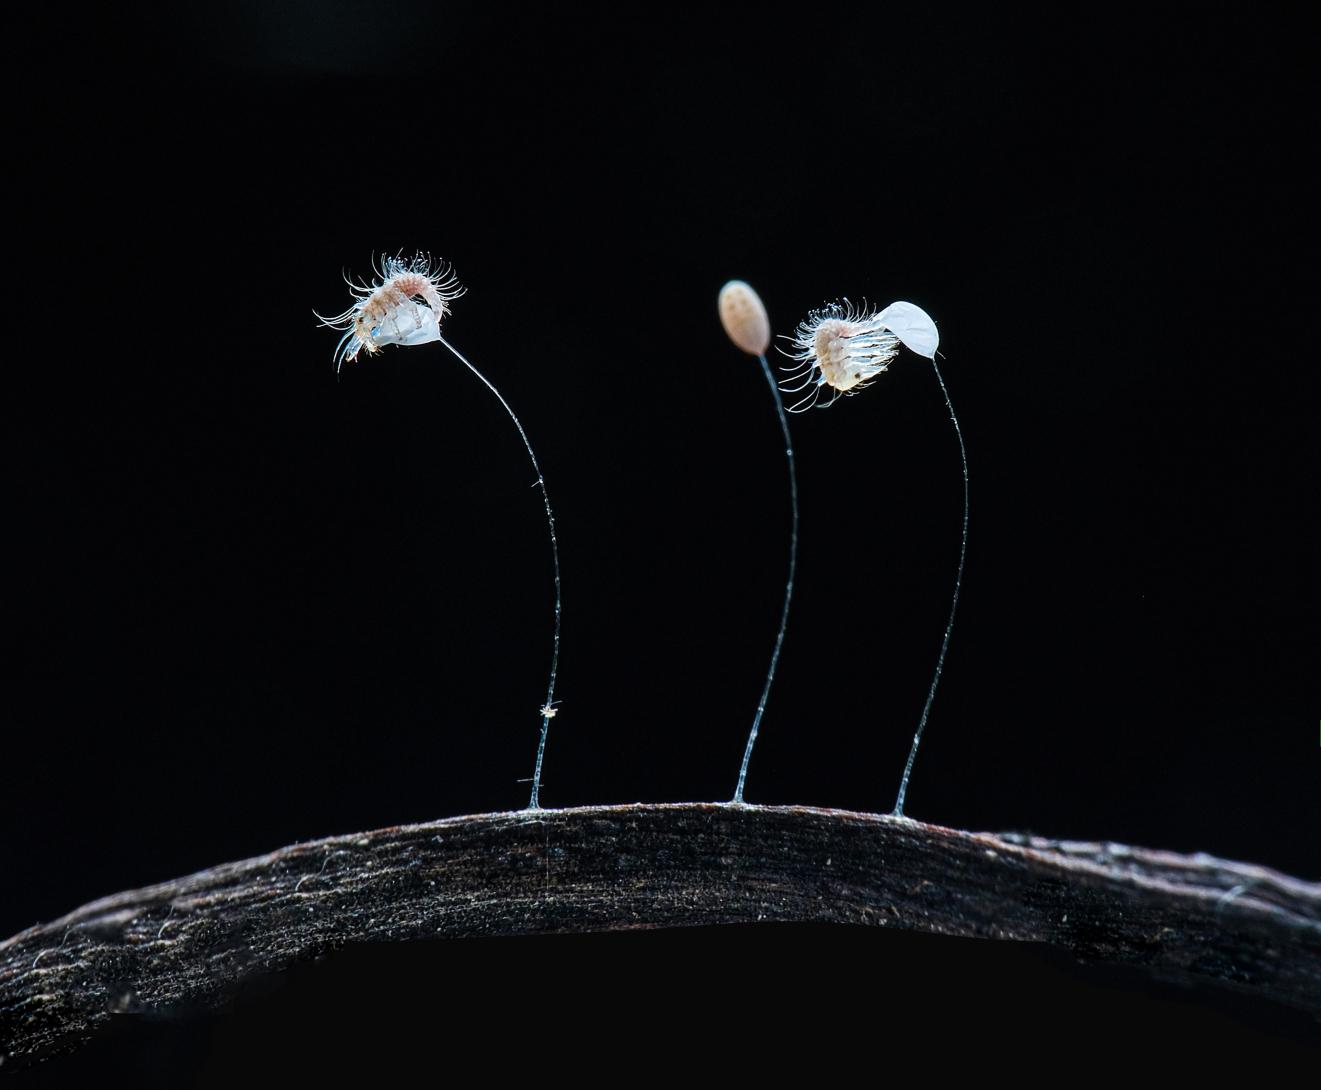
<box><xmin>439</xmin><ymin>335</ymin><xmax>562</xmax><ymax>811</ymax></box>
<box><xmin>892</xmin><ymin>356</ymin><xmax>967</xmax><ymax>816</ymax></box>
<box><xmin>733</xmin><ymin>353</ymin><xmax>799</xmax><ymax>804</ymax></box>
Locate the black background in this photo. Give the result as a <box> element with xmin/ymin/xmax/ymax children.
<box><xmin>6</xmin><ymin>2</ymin><xmax>1318</xmax><ymax>1075</ymax></box>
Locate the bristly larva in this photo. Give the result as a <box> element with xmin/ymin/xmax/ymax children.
<box><xmin>317</xmin><ymin>253</ymin><xmax>564</xmax><ymax>811</ymax></box>
<box><xmin>718</xmin><ymin>280</ymin><xmax>798</xmax><ymax>805</ymax></box>
<box><xmin>783</xmin><ymin>297</ymin><xmax>966</xmax><ymax>817</ymax></box>
<box><xmin>781</xmin><ymin>300</ymin><xmax>940</xmax><ymax>411</ymax></box>
<box><xmin>314</xmin><ymin>252</ymin><xmax>464</xmax><ymax>373</ymax></box>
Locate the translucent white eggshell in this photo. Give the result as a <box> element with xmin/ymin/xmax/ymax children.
<box><xmin>876</xmin><ymin>301</ymin><xmax>939</xmax><ymax>359</ymax></box>
<box><xmin>371</xmin><ymin>300</ymin><xmax>443</xmax><ymax>350</ymax></box>
<box><xmin>719</xmin><ymin>280</ymin><xmax>771</xmax><ymax>355</ymax></box>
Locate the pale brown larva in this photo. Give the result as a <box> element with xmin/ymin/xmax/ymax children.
<box><xmin>781</xmin><ymin>299</ymin><xmax>939</xmax><ymax>410</ymax></box>
<box><xmin>314</xmin><ymin>252</ymin><xmax>464</xmax><ymax>373</ymax></box>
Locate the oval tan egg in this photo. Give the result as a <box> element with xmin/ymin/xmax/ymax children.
<box><xmin>718</xmin><ymin>280</ymin><xmax>771</xmax><ymax>356</ymax></box>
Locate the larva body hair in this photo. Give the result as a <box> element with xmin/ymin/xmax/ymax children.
<box><xmin>810</xmin><ymin>317</ymin><xmax>898</xmax><ymax>392</ymax></box>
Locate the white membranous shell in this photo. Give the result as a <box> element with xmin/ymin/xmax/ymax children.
<box><xmin>718</xmin><ymin>280</ymin><xmax>772</xmax><ymax>356</ymax></box>
<box><xmin>873</xmin><ymin>301</ymin><xmax>939</xmax><ymax>360</ymax></box>
<box><xmin>782</xmin><ymin>299</ymin><xmax>939</xmax><ymax>410</ymax></box>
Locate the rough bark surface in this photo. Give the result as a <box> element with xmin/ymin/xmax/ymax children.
<box><xmin>3</xmin><ymin>803</ymin><xmax>1319</xmax><ymax>1066</ymax></box>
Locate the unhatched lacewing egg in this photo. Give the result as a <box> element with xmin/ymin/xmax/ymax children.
<box><xmin>719</xmin><ymin>280</ymin><xmax>771</xmax><ymax>356</ymax></box>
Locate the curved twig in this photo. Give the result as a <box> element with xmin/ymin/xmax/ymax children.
<box><xmin>3</xmin><ymin>804</ymin><xmax>1318</xmax><ymax>1066</ymax></box>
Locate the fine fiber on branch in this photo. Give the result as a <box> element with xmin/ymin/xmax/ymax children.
<box><xmin>3</xmin><ymin>803</ymin><xmax>1319</xmax><ymax>1065</ymax></box>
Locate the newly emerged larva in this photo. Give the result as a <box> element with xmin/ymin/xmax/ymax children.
<box><xmin>314</xmin><ymin>253</ymin><xmax>464</xmax><ymax>373</ymax></box>
<box><xmin>781</xmin><ymin>300</ymin><xmax>939</xmax><ymax>411</ymax></box>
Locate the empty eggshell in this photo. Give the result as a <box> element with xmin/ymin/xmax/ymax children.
<box><xmin>875</xmin><ymin>301</ymin><xmax>939</xmax><ymax>359</ymax></box>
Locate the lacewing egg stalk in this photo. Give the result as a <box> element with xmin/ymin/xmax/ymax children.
<box><xmin>718</xmin><ymin>279</ymin><xmax>798</xmax><ymax>805</ymax></box>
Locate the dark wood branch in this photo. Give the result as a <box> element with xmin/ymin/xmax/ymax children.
<box><xmin>3</xmin><ymin>803</ymin><xmax>1319</xmax><ymax>1065</ymax></box>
